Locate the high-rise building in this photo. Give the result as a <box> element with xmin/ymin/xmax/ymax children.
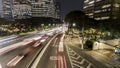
<box><xmin>84</xmin><ymin>0</ymin><xmax>120</xmax><ymax>21</ymax></box>
<box><xmin>31</xmin><ymin>2</ymin><xmax>49</xmax><ymax>17</ymax></box>
<box><xmin>12</xmin><ymin>0</ymin><xmax>32</xmax><ymax>19</ymax></box>
<box><xmin>2</xmin><ymin>0</ymin><xmax>13</xmax><ymax>20</ymax></box>
<box><xmin>1</xmin><ymin>0</ymin><xmax>60</xmax><ymax>20</ymax></box>
<box><xmin>0</xmin><ymin>0</ymin><xmax>3</xmax><ymax>18</ymax></box>
<box><xmin>30</xmin><ymin>0</ymin><xmax>59</xmax><ymax>18</ymax></box>
<box><xmin>55</xmin><ymin>2</ymin><xmax>61</xmax><ymax>19</ymax></box>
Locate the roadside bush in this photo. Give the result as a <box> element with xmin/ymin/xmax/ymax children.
<box><xmin>85</xmin><ymin>40</ymin><xmax>94</xmax><ymax>50</ymax></box>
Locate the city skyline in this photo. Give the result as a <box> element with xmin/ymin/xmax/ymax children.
<box><xmin>0</xmin><ymin>0</ymin><xmax>84</xmax><ymax>20</ymax></box>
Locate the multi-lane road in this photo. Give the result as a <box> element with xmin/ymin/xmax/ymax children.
<box><xmin>0</xmin><ymin>27</ymin><xmax>119</xmax><ymax>68</ymax></box>
<box><xmin>0</xmin><ymin>27</ymin><xmax>66</xmax><ymax>68</ymax></box>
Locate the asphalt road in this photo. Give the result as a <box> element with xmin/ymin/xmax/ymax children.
<box><xmin>0</xmin><ymin>27</ymin><xmax>65</xmax><ymax>68</ymax></box>
<box><xmin>0</xmin><ymin>35</ymin><xmax>52</xmax><ymax>68</ymax></box>
<box><xmin>0</xmin><ymin>34</ymin><xmax>35</xmax><ymax>48</ymax></box>
<box><xmin>36</xmin><ymin>34</ymin><xmax>62</xmax><ymax>68</ymax></box>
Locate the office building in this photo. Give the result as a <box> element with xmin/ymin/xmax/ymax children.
<box><xmin>12</xmin><ymin>0</ymin><xmax>32</xmax><ymax>19</ymax></box>
<box><xmin>54</xmin><ymin>1</ymin><xmax>61</xmax><ymax>19</ymax></box>
<box><xmin>84</xmin><ymin>0</ymin><xmax>120</xmax><ymax>21</ymax></box>
<box><xmin>0</xmin><ymin>0</ymin><xmax>3</xmax><ymax>18</ymax></box>
<box><xmin>30</xmin><ymin>0</ymin><xmax>59</xmax><ymax>18</ymax></box>
<box><xmin>2</xmin><ymin>0</ymin><xmax>13</xmax><ymax>20</ymax></box>
<box><xmin>1</xmin><ymin>0</ymin><xmax>60</xmax><ymax>20</ymax></box>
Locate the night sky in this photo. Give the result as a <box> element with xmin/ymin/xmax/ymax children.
<box><xmin>58</xmin><ymin>0</ymin><xmax>84</xmax><ymax>19</ymax></box>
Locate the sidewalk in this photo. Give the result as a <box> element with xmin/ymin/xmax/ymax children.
<box><xmin>64</xmin><ymin>35</ymin><xmax>120</xmax><ymax>68</ymax></box>
<box><xmin>64</xmin><ymin>35</ymin><xmax>111</xmax><ymax>68</ymax></box>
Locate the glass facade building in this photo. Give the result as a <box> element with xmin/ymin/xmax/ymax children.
<box><xmin>84</xmin><ymin>0</ymin><xmax>120</xmax><ymax>21</ymax></box>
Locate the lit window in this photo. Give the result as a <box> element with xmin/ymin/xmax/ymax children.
<box><xmin>88</xmin><ymin>13</ymin><xmax>93</xmax><ymax>15</ymax></box>
<box><xmin>94</xmin><ymin>10</ymin><xmax>101</xmax><ymax>13</ymax></box>
<box><xmin>95</xmin><ymin>18</ymin><xmax>101</xmax><ymax>20</ymax></box>
<box><xmin>114</xmin><ymin>4</ymin><xmax>119</xmax><ymax>7</ymax></box>
<box><xmin>101</xmin><ymin>16</ymin><xmax>110</xmax><ymax>20</ymax></box>
<box><xmin>88</xmin><ymin>1</ymin><xmax>94</xmax><ymax>4</ymax></box>
<box><xmin>84</xmin><ymin>0</ymin><xmax>89</xmax><ymax>3</ymax></box>
<box><xmin>102</xmin><ymin>4</ymin><xmax>111</xmax><ymax>8</ymax></box>
<box><xmin>96</xmin><ymin>0</ymin><xmax>101</xmax><ymax>2</ymax></box>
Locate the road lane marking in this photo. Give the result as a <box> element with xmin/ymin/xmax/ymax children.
<box><xmin>0</xmin><ymin>64</ymin><xmax>2</xmax><ymax>68</ymax></box>
<box><xmin>72</xmin><ymin>59</ymin><xmax>83</xmax><ymax>65</ymax></box>
<box><xmin>30</xmin><ymin>34</ymin><xmax>58</xmax><ymax>68</ymax></box>
<box><xmin>65</xmin><ymin>46</ymin><xmax>74</xmax><ymax>68</ymax></box>
<box><xmin>70</xmin><ymin>55</ymin><xmax>81</xmax><ymax>60</ymax></box>
<box><xmin>50</xmin><ymin>56</ymin><xmax>58</xmax><ymax>60</ymax></box>
<box><xmin>66</xmin><ymin>46</ymin><xmax>97</xmax><ymax>68</ymax></box>
<box><xmin>80</xmin><ymin>59</ymin><xmax>85</xmax><ymax>64</ymax></box>
<box><xmin>72</xmin><ymin>63</ymin><xmax>84</xmax><ymax>68</ymax></box>
<box><xmin>59</xmin><ymin>42</ymin><xmax>64</xmax><ymax>52</ymax></box>
<box><xmin>87</xmin><ymin>63</ymin><xmax>92</xmax><ymax>68</ymax></box>
<box><xmin>7</xmin><ymin>56</ymin><xmax>24</xmax><ymax>67</ymax></box>
<box><xmin>52</xmin><ymin>38</ymin><xmax>58</xmax><ymax>47</ymax></box>
<box><xmin>55</xmin><ymin>64</ymin><xmax>57</xmax><ymax>68</ymax></box>
<box><xmin>69</xmin><ymin>52</ymin><xmax>76</xmax><ymax>56</ymax></box>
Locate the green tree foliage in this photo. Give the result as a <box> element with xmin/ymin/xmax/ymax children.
<box><xmin>65</xmin><ymin>10</ymin><xmax>99</xmax><ymax>31</ymax></box>
<box><xmin>85</xmin><ymin>40</ymin><xmax>94</xmax><ymax>50</ymax></box>
<box><xmin>65</xmin><ymin>10</ymin><xmax>85</xmax><ymax>29</ymax></box>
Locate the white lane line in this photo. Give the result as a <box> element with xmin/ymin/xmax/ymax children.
<box><xmin>0</xmin><ymin>64</ymin><xmax>2</xmax><ymax>68</ymax></box>
<box><xmin>65</xmin><ymin>46</ymin><xmax>74</xmax><ymax>68</ymax></box>
<box><xmin>50</xmin><ymin>56</ymin><xmax>58</xmax><ymax>60</ymax></box>
<box><xmin>68</xmin><ymin>52</ymin><xmax>76</xmax><ymax>56</ymax></box>
<box><xmin>72</xmin><ymin>59</ymin><xmax>83</xmax><ymax>65</ymax></box>
<box><xmin>80</xmin><ymin>59</ymin><xmax>85</xmax><ymax>64</ymax></box>
<box><xmin>7</xmin><ymin>56</ymin><xmax>24</xmax><ymax>67</ymax></box>
<box><xmin>70</xmin><ymin>56</ymin><xmax>81</xmax><ymax>60</ymax></box>
<box><xmin>60</xmin><ymin>56</ymin><xmax>64</xmax><ymax>68</ymax></box>
<box><xmin>72</xmin><ymin>63</ymin><xmax>84</xmax><ymax>68</ymax></box>
<box><xmin>52</xmin><ymin>38</ymin><xmax>58</xmax><ymax>47</ymax></box>
<box><xmin>30</xmin><ymin>34</ymin><xmax>58</xmax><ymax>68</ymax></box>
<box><xmin>59</xmin><ymin>41</ymin><xmax>64</xmax><ymax>52</ymax></box>
<box><xmin>55</xmin><ymin>64</ymin><xmax>57</xmax><ymax>68</ymax></box>
<box><xmin>87</xmin><ymin>63</ymin><xmax>92</xmax><ymax>68</ymax></box>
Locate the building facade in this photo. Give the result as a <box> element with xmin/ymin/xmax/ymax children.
<box><xmin>84</xmin><ymin>0</ymin><xmax>120</xmax><ymax>21</ymax></box>
<box><xmin>12</xmin><ymin>1</ymin><xmax>32</xmax><ymax>19</ymax></box>
<box><xmin>1</xmin><ymin>0</ymin><xmax>61</xmax><ymax>20</ymax></box>
<box><xmin>31</xmin><ymin>2</ymin><xmax>49</xmax><ymax>17</ymax></box>
<box><xmin>2</xmin><ymin>0</ymin><xmax>13</xmax><ymax>20</ymax></box>
<box><xmin>30</xmin><ymin>0</ymin><xmax>59</xmax><ymax>18</ymax></box>
<box><xmin>54</xmin><ymin>2</ymin><xmax>61</xmax><ymax>19</ymax></box>
<box><xmin>0</xmin><ymin>0</ymin><xmax>3</xmax><ymax>18</ymax></box>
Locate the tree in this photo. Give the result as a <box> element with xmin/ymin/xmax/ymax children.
<box><xmin>65</xmin><ymin>10</ymin><xmax>86</xmax><ymax>31</ymax></box>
